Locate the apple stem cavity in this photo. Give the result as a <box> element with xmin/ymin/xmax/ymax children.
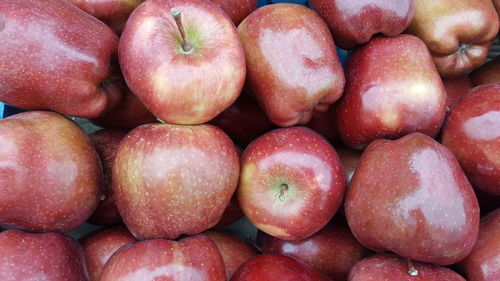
<box><xmin>407</xmin><ymin>259</ymin><xmax>418</xmax><ymax>277</ymax></box>
<box><xmin>457</xmin><ymin>43</ymin><xmax>470</xmax><ymax>55</ymax></box>
<box><xmin>171</xmin><ymin>8</ymin><xmax>191</xmax><ymax>52</ymax></box>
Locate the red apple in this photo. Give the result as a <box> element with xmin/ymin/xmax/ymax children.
<box><xmin>335</xmin><ymin>35</ymin><xmax>446</xmax><ymax>149</ymax></box>
<box><xmin>67</xmin><ymin>0</ymin><xmax>144</xmax><ymax>34</ymax></box>
<box><xmin>231</xmin><ymin>254</ymin><xmax>330</xmax><ymax>281</ymax></box>
<box><xmin>306</xmin><ymin>108</ymin><xmax>338</xmax><ymax>144</ymax></box>
<box><xmin>348</xmin><ymin>253</ymin><xmax>465</xmax><ymax>281</ymax></box>
<box><xmin>100</xmin><ymin>235</ymin><xmax>226</xmax><ymax>280</ymax></box>
<box><xmin>336</xmin><ymin>146</ymin><xmax>362</xmax><ymax>185</ymax></box>
<box><xmin>257</xmin><ymin>223</ymin><xmax>372</xmax><ymax>280</ymax></box>
<box><xmin>209</xmin><ymin>0</ymin><xmax>257</xmax><ymax>25</ymax></box>
<box><xmin>0</xmin><ymin>229</ymin><xmax>89</xmax><ymax>281</ymax></box>
<box><xmin>406</xmin><ymin>0</ymin><xmax>499</xmax><ymax>77</ymax></box>
<box><xmin>0</xmin><ymin>0</ymin><xmax>120</xmax><ymax>118</ymax></box>
<box><xmin>345</xmin><ymin>132</ymin><xmax>480</xmax><ymax>265</ymax></box>
<box><xmin>0</xmin><ymin>111</ymin><xmax>101</xmax><ymax>233</ymax></box>
<box><xmin>458</xmin><ymin>208</ymin><xmax>500</xmax><ymax>281</ymax></box>
<box><xmin>238</xmin><ymin>3</ymin><xmax>345</xmax><ymax>127</ymax></box>
<box><xmin>441</xmin><ymin>84</ymin><xmax>500</xmax><ymax>195</ymax></box>
<box><xmin>119</xmin><ymin>0</ymin><xmax>246</xmax><ymax>125</ymax></box>
<box><xmin>214</xmin><ymin>194</ymin><xmax>245</xmax><ymax>228</ymax></box>
<box><xmin>470</xmin><ymin>56</ymin><xmax>500</xmax><ymax>86</ymax></box>
<box><xmin>238</xmin><ymin>127</ymin><xmax>345</xmax><ymax>240</ymax></box>
<box><xmin>205</xmin><ymin>230</ymin><xmax>258</xmax><ymax>279</ymax></box>
<box><xmin>80</xmin><ymin>226</ymin><xmax>138</xmax><ymax>281</ymax></box>
<box><xmin>309</xmin><ymin>0</ymin><xmax>415</xmax><ymax>49</ymax></box>
<box><xmin>113</xmin><ymin>123</ymin><xmax>240</xmax><ymax>239</ymax></box>
<box><xmin>443</xmin><ymin>75</ymin><xmax>473</xmax><ymax>113</ymax></box>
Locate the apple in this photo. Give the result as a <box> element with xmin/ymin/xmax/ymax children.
<box><xmin>80</xmin><ymin>226</ymin><xmax>138</xmax><ymax>281</ymax></box>
<box><xmin>0</xmin><ymin>229</ymin><xmax>89</xmax><ymax>281</ymax></box>
<box><xmin>345</xmin><ymin>132</ymin><xmax>480</xmax><ymax>265</ymax></box>
<box><xmin>100</xmin><ymin>234</ymin><xmax>225</xmax><ymax>280</ymax></box>
<box><xmin>336</xmin><ymin>146</ymin><xmax>362</xmax><ymax>185</ymax></box>
<box><xmin>0</xmin><ymin>0</ymin><xmax>120</xmax><ymax>118</ymax></box>
<box><xmin>306</xmin><ymin>108</ymin><xmax>338</xmax><ymax>144</ymax></box>
<box><xmin>442</xmin><ymin>75</ymin><xmax>473</xmax><ymax>113</ymax></box>
<box><xmin>67</xmin><ymin>0</ymin><xmax>144</xmax><ymax>34</ymax></box>
<box><xmin>0</xmin><ymin>111</ymin><xmax>101</xmax><ymax>233</ymax></box>
<box><xmin>113</xmin><ymin>123</ymin><xmax>240</xmax><ymax>239</ymax></box>
<box><xmin>209</xmin><ymin>0</ymin><xmax>257</xmax><ymax>25</ymax></box>
<box><xmin>119</xmin><ymin>0</ymin><xmax>246</xmax><ymax>125</ymax></box>
<box><xmin>441</xmin><ymin>84</ymin><xmax>500</xmax><ymax>195</ymax></box>
<box><xmin>257</xmin><ymin>222</ymin><xmax>372</xmax><ymax>280</ymax></box>
<box><xmin>458</xmin><ymin>208</ymin><xmax>500</xmax><ymax>281</ymax></box>
<box><xmin>230</xmin><ymin>254</ymin><xmax>330</xmax><ymax>281</ymax></box>
<box><xmin>238</xmin><ymin>3</ymin><xmax>345</xmax><ymax>127</ymax></box>
<box><xmin>348</xmin><ymin>253</ymin><xmax>465</xmax><ymax>281</ymax></box>
<box><xmin>214</xmin><ymin>194</ymin><xmax>244</xmax><ymax>228</ymax></box>
<box><xmin>335</xmin><ymin>34</ymin><xmax>446</xmax><ymax>149</ymax></box>
<box><xmin>309</xmin><ymin>0</ymin><xmax>415</xmax><ymax>49</ymax></box>
<box><xmin>204</xmin><ymin>230</ymin><xmax>258</xmax><ymax>279</ymax></box>
<box><xmin>470</xmin><ymin>56</ymin><xmax>500</xmax><ymax>86</ymax></box>
<box><xmin>406</xmin><ymin>0</ymin><xmax>499</xmax><ymax>77</ymax></box>
<box><xmin>238</xmin><ymin>127</ymin><xmax>345</xmax><ymax>240</ymax></box>
<box><xmin>475</xmin><ymin>189</ymin><xmax>500</xmax><ymax>217</ymax></box>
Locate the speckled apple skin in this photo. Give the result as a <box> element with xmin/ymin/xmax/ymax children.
<box><xmin>119</xmin><ymin>0</ymin><xmax>246</xmax><ymax>125</ymax></box>
<box><xmin>0</xmin><ymin>0</ymin><xmax>120</xmax><ymax>118</ymax></box>
<box><xmin>348</xmin><ymin>254</ymin><xmax>466</xmax><ymax>281</ymax></box>
<box><xmin>210</xmin><ymin>0</ymin><xmax>256</xmax><ymax>25</ymax></box>
<box><xmin>80</xmin><ymin>226</ymin><xmax>138</xmax><ymax>281</ymax></box>
<box><xmin>238</xmin><ymin>4</ymin><xmax>345</xmax><ymax>127</ymax></box>
<box><xmin>113</xmin><ymin>123</ymin><xmax>240</xmax><ymax>240</ymax></box>
<box><xmin>442</xmin><ymin>84</ymin><xmax>500</xmax><ymax>196</ymax></box>
<box><xmin>335</xmin><ymin>34</ymin><xmax>446</xmax><ymax>150</ymax></box>
<box><xmin>470</xmin><ymin>56</ymin><xmax>500</xmax><ymax>86</ymax></box>
<box><xmin>442</xmin><ymin>75</ymin><xmax>473</xmax><ymax>112</ymax></box>
<box><xmin>0</xmin><ymin>230</ymin><xmax>89</xmax><ymax>281</ymax></box>
<box><xmin>309</xmin><ymin>0</ymin><xmax>415</xmax><ymax>49</ymax></box>
<box><xmin>238</xmin><ymin>127</ymin><xmax>346</xmax><ymax>240</ymax></box>
<box><xmin>100</xmin><ymin>235</ymin><xmax>226</xmax><ymax>281</ymax></box>
<box><xmin>0</xmin><ymin>111</ymin><xmax>102</xmax><ymax>233</ymax></box>
<box><xmin>459</xmin><ymin>208</ymin><xmax>500</xmax><ymax>281</ymax></box>
<box><xmin>345</xmin><ymin>133</ymin><xmax>479</xmax><ymax>265</ymax></box>
<box><xmin>406</xmin><ymin>0</ymin><xmax>499</xmax><ymax>77</ymax></box>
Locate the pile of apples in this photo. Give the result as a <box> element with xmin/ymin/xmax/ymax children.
<box><xmin>0</xmin><ymin>0</ymin><xmax>499</xmax><ymax>280</ymax></box>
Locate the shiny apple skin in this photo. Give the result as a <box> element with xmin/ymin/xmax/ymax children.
<box><xmin>100</xmin><ymin>235</ymin><xmax>226</xmax><ymax>281</ymax></box>
<box><xmin>0</xmin><ymin>0</ymin><xmax>120</xmax><ymax>118</ymax></box>
<box><xmin>210</xmin><ymin>0</ymin><xmax>256</xmax><ymax>25</ymax></box>
<box><xmin>348</xmin><ymin>253</ymin><xmax>465</xmax><ymax>281</ymax></box>
<box><xmin>336</xmin><ymin>35</ymin><xmax>446</xmax><ymax>149</ymax></box>
<box><xmin>441</xmin><ymin>84</ymin><xmax>500</xmax><ymax>195</ymax></box>
<box><xmin>119</xmin><ymin>0</ymin><xmax>245</xmax><ymax>125</ymax></box>
<box><xmin>458</xmin><ymin>208</ymin><xmax>500</xmax><ymax>281</ymax></box>
<box><xmin>67</xmin><ymin>0</ymin><xmax>143</xmax><ymax>34</ymax></box>
<box><xmin>113</xmin><ymin>123</ymin><xmax>240</xmax><ymax>239</ymax></box>
<box><xmin>0</xmin><ymin>111</ymin><xmax>101</xmax><ymax>233</ymax></box>
<box><xmin>345</xmin><ymin>133</ymin><xmax>480</xmax><ymax>265</ymax></box>
<box><xmin>238</xmin><ymin>127</ymin><xmax>345</xmax><ymax>240</ymax></box>
<box><xmin>406</xmin><ymin>0</ymin><xmax>499</xmax><ymax>77</ymax></box>
<box><xmin>238</xmin><ymin>3</ymin><xmax>345</xmax><ymax>127</ymax></box>
<box><xmin>80</xmin><ymin>226</ymin><xmax>138</xmax><ymax>281</ymax></box>
<box><xmin>257</xmin><ymin>223</ymin><xmax>371</xmax><ymax>280</ymax></box>
<box><xmin>0</xmin><ymin>230</ymin><xmax>89</xmax><ymax>281</ymax></box>
<box><xmin>230</xmin><ymin>254</ymin><xmax>330</xmax><ymax>281</ymax></box>
<box><xmin>309</xmin><ymin>0</ymin><xmax>415</xmax><ymax>49</ymax></box>
<box><xmin>443</xmin><ymin>75</ymin><xmax>473</xmax><ymax>113</ymax></box>
<box><xmin>470</xmin><ymin>56</ymin><xmax>500</xmax><ymax>86</ymax></box>
<box><xmin>205</xmin><ymin>230</ymin><xmax>258</xmax><ymax>279</ymax></box>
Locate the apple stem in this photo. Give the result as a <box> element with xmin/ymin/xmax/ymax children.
<box><xmin>278</xmin><ymin>184</ymin><xmax>288</xmax><ymax>202</ymax></box>
<box><xmin>407</xmin><ymin>259</ymin><xmax>418</xmax><ymax>277</ymax></box>
<box><xmin>171</xmin><ymin>8</ymin><xmax>191</xmax><ymax>52</ymax></box>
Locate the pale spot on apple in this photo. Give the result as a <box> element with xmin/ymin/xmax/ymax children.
<box><xmin>256</xmin><ymin>223</ymin><xmax>290</xmax><ymax>239</ymax></box>
<box><xmin>463</xmin><ymin>111</ymin><xmax>500</xmax><ymax>141</ymax></box>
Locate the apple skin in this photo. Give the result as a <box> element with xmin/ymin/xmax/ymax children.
<box><xmin>119</xmin><ymin>0</ymin><xmax>246</xmax><ymax>125</ymax></box>
<box><xmin>442</xmin><ymin>75</ymin><xmax>473</xmax><ymax>113</ymax></box>
<box><xmin>458</xmin><ymin>208</ymin><xmax>500</xmax><ymax>281</ymax></box>
<box><xmin>406</xmin><ymin>0</ymin><xmax>499</xmax><ymax>77</ymax></box>
<box><xmin>336</xmin><ymin>146</ymin><xmax>362</xmax><ymax>185</ymax></box>
<box><xmin>308</xmin><ymin>0</ymin><xmax>415</xmax><ymax>49</ymax></box>
<box><xmin>204</xmin><ymin>230</ymin><xmax>258</xmax><ymax>279</ymax></box>
<box><xmin>209</xmin><ymin>0</ymin><xmax>256</xmax><ymax>25</ymax></box>
<box><xmin>230</xmin><ymin>254</ymin><xmax>330</xmax><ymax>281</ymax></box>
<box><xmin>238</xmin><ymin>127</ymin><xmax>345</xmax><ymax>240</ymax></box>
<box><xmin>100</xmin><ymin>235</ymin><xmax>226</xmax><ymax>281</ymax></box>
<box><xmin>0</xmin><ymin>111</ymin><xmax>101</xmax><ymax>233</ymax></box>
<box><xmin>113</xmin><ymin>123</ymin><xmax>240</xmax><ymax>239</ymax></box>
<box><xmin>0</xmin><ymin>0</ymin><xmax>120</xmax><ymax>118</ymax></box>
<box><xmin>67</xmin><ymin>0</ymin><xmax>144</xmax><ymax>34</ymax></box>
<box><xmin>80</xmin><ymin>226</ymin><xmax>138</xmax><ymax>281</ymax></box>
<box><xmin>335</xmin><ymin>35</ymin><xmax>446</xmax><ymax>149</ymax></box>
<box><xmin>345</xmin><ymin>132</ymin><xmax>480</xmax><ymax>265</ymax></box>
<box><xmin>214</xmin><ymin>194</ymin><xmax>244</xmax><ymax>228</ymax></box>
<box><xmin>0</xmin><ymin>229</ymin><xmax>89</xmax><ymax>281</ymax></box>
<box><xmin>306</xmin><ymin>108</ymin><xmax>338</xmax><ymax>144</ymax></box>
<box><xmin>348</xmin><ymin>253</ymin><xmax>465</xmax><ymax>281</ymax></box>
<box><xmin>470</xmin><ymin>56</ymin><xmax>500</xmax><ymax>86</ymax></box>
<box><xmin>441</xmin><ymin>84</ymin><xmax>500</xmax><ymax>195</ymax></box>
<box><xmin>257</xmin><ymin>223</ymin><xmax>371</xmax><ymax>280</ymax></box>
<box><xmin>238</xmin><ymin>3</ymin><xmax>345</xmax><ymax>127</ymax></box>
